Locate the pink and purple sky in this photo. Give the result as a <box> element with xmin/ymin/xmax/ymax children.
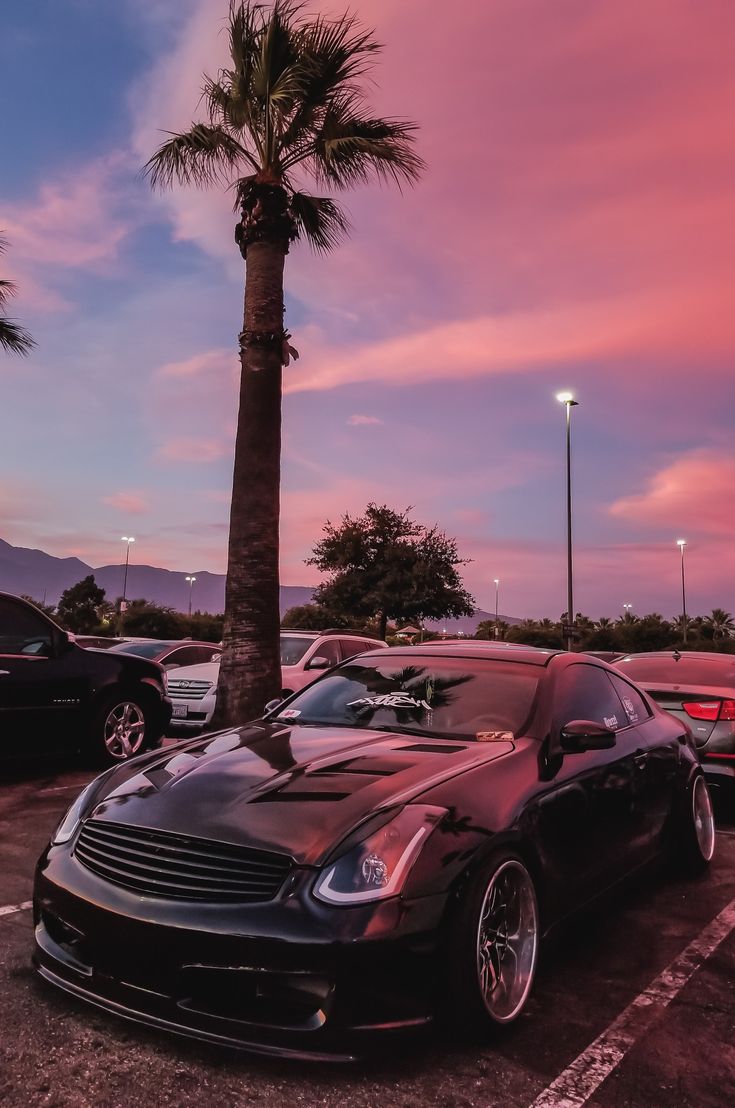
<box><xmin>2</xmin><ymin>0</ymin><xmax>734</xmax><ymax>619</ymax></box>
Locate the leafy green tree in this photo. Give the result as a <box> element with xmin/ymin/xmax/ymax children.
<box><xmin>281</xmin><ymin>603</ymin><xmax>340</xmax><ymax>630</ymax></box>
<box><xmin>56</xmin><ymin>576</ymin><xmax>106</xmax><ymax>634</ymax></box>
<box><xmin>20</xmin><ymin>595</ymin><xmax>57</xmax><ymax>618</ymax></box>
<box><xmin>144</xmin><ymin>1</ymin><xmax>423</xmax><ymax>728</ymax></box>
<box><xmin>307</xmin><ymin>504</ymin><xmax>474</xmax><ymax>640</ymax></box>
<box><xmin>122</xmin><ymin>600</ymin><xmax>184</xmax><ymax>639</ymax></box>
<box><xmin>187</xmin><ymin>611</ymin><xmax>224</xmax><ymax>642</ymax></box>
<box><xmin>0</xmin><ymin>235</ymin><xmax>35</xmax><ymax>356</ymax></box>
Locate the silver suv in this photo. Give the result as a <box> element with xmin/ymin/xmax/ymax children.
<box><xmin>167</xmin><ymin>629</ymin><xmax>386</xmax><ymax>731</ymax></box>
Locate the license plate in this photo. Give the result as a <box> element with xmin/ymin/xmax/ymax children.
<box><xmin>172</xmin><ymin>704</ymin><xmax>188</xmax><ymax>718</ymax></box>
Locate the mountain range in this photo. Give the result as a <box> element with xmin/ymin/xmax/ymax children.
<box><xmin>0</xmin><ymin>536</ymin><xmax>519</xmax><ymax>634</ymax></box>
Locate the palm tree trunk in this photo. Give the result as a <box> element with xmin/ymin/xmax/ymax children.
<box><xmin>212</xmin><ymin>237</ymin><xmax>286</xmax><ymax>728</ymax></box>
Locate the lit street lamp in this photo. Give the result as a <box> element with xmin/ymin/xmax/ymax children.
<box><xmin>493</xmin><ymin>578</ymin><xmax>500</xmax><ymax>639</ymax></box>
<box><xmin>677</xmin><ymin>539</ymin><xmax>688</xmax><ymax>644</ymax></box>
<box><xmin>185</xmin><ymin>575</ymin><xmax>197</xmax><ymax>617</ymax></box>
<box><xmin>622</xmin><ymin>602</ymin><xmax>633</xmax><ymax>617</ymax></box>
<box><xmin>119</xmin><ymin>536</ymin><xmax>135</xmax><ymax>633</ymax></box>
<box><xmin>556</xmin><ymin>391</ymin><xmax>579</xmax><ymax>651</ymax></box>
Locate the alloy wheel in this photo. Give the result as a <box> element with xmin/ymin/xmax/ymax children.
<box><xmin>475</xmin><ymin>859</ymin><xmax>538</xmax><ymax>1022</ymax></box>
<box><xmin>692</xmin><ymin>775</ymin><xmax>715</xmax><ymax>862</ymax></box>
<box><xmin>103</xmin><ymin>701</ymin><xmax>146</xmax><ymax>760</ymax></box>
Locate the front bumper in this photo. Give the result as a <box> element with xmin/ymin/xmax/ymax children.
<box><xmin>33</xmin><ymin>845</ymin><xmax>446</xmax><ymax>1060</ymax></box>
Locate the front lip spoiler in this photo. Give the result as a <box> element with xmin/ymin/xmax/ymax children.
<box><xmin>34</xmin><ymin>961</ymin><xmax>359</xmax><ymax>1063</ymax></box>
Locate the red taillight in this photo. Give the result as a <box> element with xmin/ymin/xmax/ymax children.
<box><xmin>683</xmin><ymin>698</ymin><xmax>735</xmax><ymax>721</ymax></box>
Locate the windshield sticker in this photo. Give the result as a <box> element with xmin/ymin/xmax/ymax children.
<box><xmin>348</xmin><ymin>693</ymin><xmax>433</xmax><ymax>712</ymax></box>
<box><xmin>278</xmin><ymin>708</ymin><xmax>301</xmax><ymax>720</ymax></box>
<box><xmin>622</xmin><ymin>697</ymin><xmax>639</xmax><ymax>723</ymax></box>
<box><xmin>477</xmin><ymin>731</ymin><xmax>514</xmax><ymax>743</ymax></box>
<box><xmin>604</xmin><ymin>715</ymin><xmax>619</xmax><ymax>729</ymax></box>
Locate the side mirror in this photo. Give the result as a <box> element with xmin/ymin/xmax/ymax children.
<box><xmin>560</xmin><ymin>719</ymin><xmax>616</xmax><ymax>753</ymax></box>
<box><xmin>264</xmin><ymin>698</ymin><xmax>283</xmax><ymax>715</ymax></box>
<box><xmin>57</xmin><ymin>630</ymin><xmax>75</xmax><ymax>654</ymax></box>
<box><xmin>306</xmin><ymin>655</ymin><xmax>330</xmax><ymax>670</ymax></box>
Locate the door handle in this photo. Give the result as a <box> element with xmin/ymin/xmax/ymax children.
<box><xmin>634</xmin><ymin>751</ymin><xmax>649</xmax><ymax>768</ymax></box>
<box><xmin>0</xmin><ymin>670</ymin><xmax>9</xmax><ymax>676</ymax></box>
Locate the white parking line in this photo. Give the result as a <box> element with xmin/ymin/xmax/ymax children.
<box><xmin>0</xmin><ymin>901</ymin><xmax>32</xmax><ymax>918</ymax></box>
<box><xmin>38</xmin><ymin>784</ymin><xmax>86</xmax><ymax>794</ymax></box>
<box><xmin>530</xmin><ymin>896</ymin><xmax>735</xmax><ymax>1108</ymax></box>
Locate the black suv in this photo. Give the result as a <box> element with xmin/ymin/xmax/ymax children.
<box><xmin>0</xmin><ymin>593</ymin><xmax>171</xmax><ymax>763</ymax></box>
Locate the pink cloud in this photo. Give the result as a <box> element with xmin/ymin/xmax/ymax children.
<box><xmin>102</xmin><ymin>492</ymin><xmax>151</xmax><ymax>515</ymax></box>
<box><xmin>609</xmin><ymin>450</ymin><xmax>735</xmax><ymax>537</ymax></box>
<box><xmin>156</xmin><ymin>348</ymin><xmax>233</xmax><ymax>379</ymax></box>
<box><xmin>347</xmin><ymin>414</ymin><xmax>383</xmax><ymax>426</ymax></box>
<box><xmin>156</xmin><ymin>437</ymin><xmax>230</xmax><ymax>462</ymax></box>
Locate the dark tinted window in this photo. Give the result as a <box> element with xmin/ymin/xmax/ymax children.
<box><xmin>556</xmin><ymin>664</ymin><xmax>627</xmax><ymax>731</ymax></box>
<box><xmin>607</xmin><ymin>673</ymin><xmax>651</xmax><ymax>725</ymax></box>
<box><xmin>164</xmin><ymin>645</ymin><xmax>219</xmax><ymax>668</ymax></box>
<box><xmin>0</xmin><ymin>598</ymin><xmax>54</xmax><ymax>656</ymax></box>
<box><xmin>280</xmin><ymin>635</ymin><xmax>315</xmax><ymax>665</ymax></box>
<box><xmin>273</xmin><ymin>655</ymin><xmax>540</xmax><ymax>739</ymax></box>
<box><xmin>309</xmin><ymin>639</ymin><xmax>341</xmax><ymax>667</ymax></box>
<box><xmin>616</xmin><ymin>656</ymin><xmax>735</xmax><ymax>688</ymax></box>
<box><xmin>339</xmin><ymin>638</ymin><xmax>367</xmax><ymax>662</ymax></box>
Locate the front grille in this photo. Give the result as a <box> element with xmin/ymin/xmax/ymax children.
<box><xmin>74</xmin><ymin>820</ymin><xmax>292</xmax><ymax>903</ymax></box>
<box><xmin>167</xmin><ymin>681</ymin><xmax>212</xmax><ymax>702</ymax></box>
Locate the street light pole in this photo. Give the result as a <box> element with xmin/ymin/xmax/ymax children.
<box><xmin>677</xmin><ymin>539</ymin><xmax>688</xmax><ymax>644</ymax></box>
<box><xmin>493</xmin><ymin>578</ymin><xmax>500</xmax><ymax>639</ymax></box>
<box><xmin>185</xmin><ymin>575</ymin><xmax>196</xmax><ymax>618</ymax></box>
<box><xmin>119</xmin><ymin>536</ymin><xmax>135</xmax><ymax>634</ymax></box>
<box><xmin>556</xmin><ymin>392</ymin><xmax>579</xmax><ymax>651</ymax></box>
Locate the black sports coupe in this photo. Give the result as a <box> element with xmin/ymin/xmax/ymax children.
<box><xmin>33</xmin><ymin>645</ymin><xmax>715</xmax><ymax>1060</ymax></box>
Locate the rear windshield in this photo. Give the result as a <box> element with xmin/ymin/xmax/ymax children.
<box><xmin>109</xmin><ymin>641</ymin><xmax>173</xmax><ymax>659</ymax></box>
<box><xmin>272</xmin><ymin>655</ymin><xmax>540</xmax><ymax>740</ymax></box>
<box><xmin>617</xmin><ymin>656</ymin><xmax>735</xmax><ymax>687</ymax></box>
<box><xmin>280</xmin><ymin>635</ymin><xmax>315</xmax><ymax>665</ymax></box>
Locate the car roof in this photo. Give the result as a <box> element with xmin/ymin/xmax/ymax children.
<box><xmin>617</xmin><ymin>651</ymin><xmax>735</xmax><ymax>663</ymax></box>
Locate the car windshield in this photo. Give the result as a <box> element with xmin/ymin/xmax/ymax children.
<box><xmin>617</xmin><ymin>656</ymin><xmax>735</xmax><ymax>687</ymax></box>
<box><xmin>280</xmin><ymin>635</ymin><xmax>316</xmax><ymax>666</ymax></box>
<box><xmin>109</xmin><ymin>641</ymin><xmax>173</xmax><ymax>659</ymax></box>
<box><xmin>272</xmin><ymin>655</ymin><xmax>540</xmax><ymax>739</ymax></box>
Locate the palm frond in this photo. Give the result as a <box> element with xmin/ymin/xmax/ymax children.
<box><xmin>0</xmin><ymin>318</ymin><xmax>35</xmax><ymax>356</ymax></box>
<box><xmin>313</xmin><ymin>110</ymin><xmax>425</xmax><ymax>189</ymax></box>
<box><xmin>143</xmin><ymin>123</ymin><xmax>252</xmax><ymax>189</ymax></box>
<box><xmin>0</xmin><ymin>278</ymin><xmax>18</xmax><ymax>310</ymax></box>
<box><xmin>289</xmin><ymin>192</ymin><xmax>350</xmax><ymax>254</ymax></box>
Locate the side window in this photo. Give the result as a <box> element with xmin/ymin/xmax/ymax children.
<box><xmin>310</xmin><ymin>639</ymin><xmax>341</xmax><ymax>667</ymax></box>
<box><xmin>0</xmin><ymin>597</ymin><xmax>54</xmax><ymax>657</ymax></box>
<box><xmin>339</xmin><ymin>638</ymin><xmax>366</xmax><ymax>662</ymax></box>
<box><xmin>608</xmin><ymin>673</ymin><xmax>651</xmax><ymax>726</ymax></box>
<box><xmin>556</xmin><ymin>664</ymin><xmax>626</xmax><ymax>731</ymax></box>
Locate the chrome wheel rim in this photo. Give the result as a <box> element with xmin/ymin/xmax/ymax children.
<box><xmin>692</xmin><ymin>776</ymin><xmax>715</xmax><ymax>861</ymax></box>
<box><xmin>476</xmin><ymin>859</ymin><xmax>538</xmax><ymax>1022</ymax></box>
<box><xmin>103</xmin><ymin>702</ymin><xmax>146</xmax><ymax>760</ymax></box>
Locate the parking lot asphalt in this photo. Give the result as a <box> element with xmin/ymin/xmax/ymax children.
<box><xmin>1</xmin><ymin>755</ymin><xmax>733</xmax><ymax>1108</ymax></box>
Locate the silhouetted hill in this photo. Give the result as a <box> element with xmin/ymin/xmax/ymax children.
<box><xmin>0</xmin><ymin>536</ymin><xmax>518</xmax><ymax>631</ymax></box>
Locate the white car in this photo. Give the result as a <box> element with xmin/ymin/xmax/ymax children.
<box><xmin>166</xmin><ymin>629</ymin><xmax>386</xmax><ymax>731</ymax></box>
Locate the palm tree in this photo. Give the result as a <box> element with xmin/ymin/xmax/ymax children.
<box><xmin>0</xmin><ymin>236</ymin><xmax>35</xmax><ymax>356</ymax></box>
<box><xmin>702</xmin><ymin>608</ymin><xmax>735</xmax><ymax>641</ymax></box>
<box><xmin>144</xmin><ymin>2</ymin><xmax>423</xmax><ymax>726</ymax></box>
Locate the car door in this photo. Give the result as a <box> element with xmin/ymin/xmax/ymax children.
<box><xmin>606</xmin><ymin>670</ymin><xmax>680</xmax><ymax>853</ymax></box>
<box><xmin>0</xmin><ymin>596</ymin><xmax>85</xmax><ymax>748</ymax></box>
<box><xmin>532</xmin><ymin>662</ymin><xmax>643</xmax><ymax>907</ymax></box>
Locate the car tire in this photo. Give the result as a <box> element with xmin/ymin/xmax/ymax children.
<box><xmin>87</xmin><ymin>692</ymin><xmax>152</xmax><ymax>766</ymax></box>
<box><xmin>673</xmin><ymin>772</ymin><xmax>716</xmax><ymax>875</ymax></box>
<box><xmin>445</xmin><ymin>851</ymin><xmax>539</xmax><ymax>1031</ymax></box>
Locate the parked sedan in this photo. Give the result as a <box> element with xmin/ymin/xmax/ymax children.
<box><xmin>108</xmin><ymin>639</ymin><xmax>222</xmax><ymax>670</ymax></box>
<box><xmin>614</xmin><ymin>650</ymin><xmax>735</xmax><ymax>797</ymax></box>
<box><xmin>34</xmin><ymin>645</ymin><xmax>713</xmax><ymax>1059</ymax></box>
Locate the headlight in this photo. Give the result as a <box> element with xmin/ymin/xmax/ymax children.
<box><xmin>51</xmin><ymin>779</ymin><xmax>102</xmax><ymax>845</ymax></box>
<box><xmin>313</xmin><ymin>805</ymin><xmax>445</xmax><ymax>905</ymax></box>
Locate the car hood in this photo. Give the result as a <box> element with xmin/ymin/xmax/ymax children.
<box><xmin>85</xmin><ymin>723</ymin><xmax>514</xmax><ymax>866</ymax></box>
<box><xmin>166</xmin><ymin>660</ymin><xmax>220</xmax><ymax>683</ymax></box>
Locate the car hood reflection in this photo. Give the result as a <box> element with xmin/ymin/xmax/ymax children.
<box><xmin>88</xmin><ymin>723</ymin><xmax>514</xmax><ymax>865</ymax></box>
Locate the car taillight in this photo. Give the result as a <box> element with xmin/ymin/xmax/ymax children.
<box><xmin>682</xmin><ymin>699</ymin><xmax>735</xmax><ymax>721</ymax></box>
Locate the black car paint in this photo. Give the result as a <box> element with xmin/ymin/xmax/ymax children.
<box><xmin>0</xmin><ymin>592</ymin><xmax>172</xmax><ymax>754</ymax></box>
<box><xmin>33</xmin><ymin>647</ymin><xmax>700</xmax><ymax>1058</ymax></box>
